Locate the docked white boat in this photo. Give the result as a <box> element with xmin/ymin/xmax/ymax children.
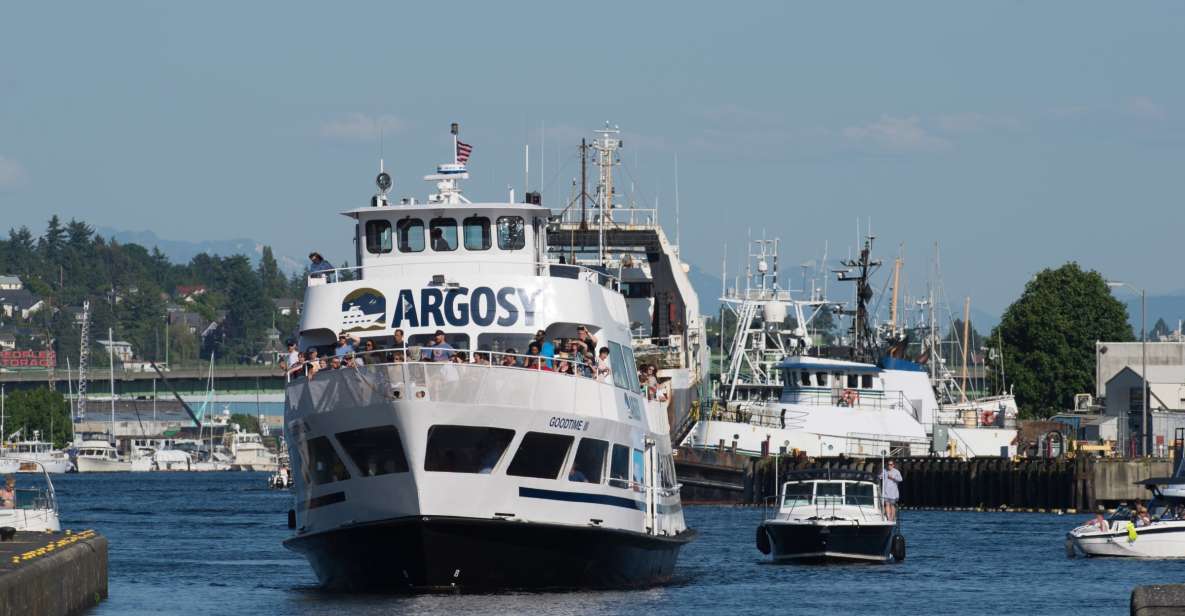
<box><xmin>283</xmin><ymin>125</ymin><xmax>693</xmax><ymax>591</ymax></box>
<box><xmin>0</xmin><ymin>460</ymin><xmax>62</xmax><ymax>532</ymax></box>
<box><xmin>229</xmin><ymin>427</ymin><xmax>279</xmax><ymax>472</ymax></box>
<box><xmin>757</xmin><ymin>468</ymin><xmax>904</xmax><ymax>563</ymax></box>
<box><xmin>1</xmin><ymin>432</ymin><xmax>73</xmax><ymax>473</ymax></box>
<box><xmin>75</xmin><ymin>440</ymin><xmax>132</xmax><ymax>472</ymax></box>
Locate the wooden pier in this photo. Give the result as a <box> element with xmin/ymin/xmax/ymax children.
<box><xmin>0</xmin><ymin>530</ymin><xmax>107</xmax><ymax>616</ymax></box>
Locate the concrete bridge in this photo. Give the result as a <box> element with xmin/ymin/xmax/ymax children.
<box><xmin>0</xmin><ymin>365</ymin><xmax>287</xmax><ymax>397</ymax></box>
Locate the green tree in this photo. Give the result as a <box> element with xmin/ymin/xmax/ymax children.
<box><xmin>1150</xmin><ymin>318</ymin><xmax>1171</xmax><ymax>341</ymax></box>
<box><xmin>1</xmin><ymin>388</ymin><xmax>72</xmax><ymax>448</ymax></box>
<box><xmin>989</xmin><ymin>263</ymin><xmax>1133</xmax><ymax>418</ymax></box>
<box><xmin>229</xmin><ymin>413</ymin><xmax>261</xmax><ymax>435</ymax></box>
<box><xmin>257</xmin><ymin>246</ymin><xmax>287</xmax><ymax>299</ymax></box>
<box><xmin>217</xmin><ymin>256</ymin><xmax>271</xmax><ymax>361</ymax></box>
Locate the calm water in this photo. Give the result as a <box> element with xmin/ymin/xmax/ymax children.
<box><xmin>49</xmin><ymin>473</ymin><xmax>1184</xmax><ymax>615</ymax></box>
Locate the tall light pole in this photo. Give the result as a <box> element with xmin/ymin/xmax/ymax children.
<box><xmin>1108</xmin><ymin>281</ymin><xmax>1147</xmax><ymax>456</ymax></box>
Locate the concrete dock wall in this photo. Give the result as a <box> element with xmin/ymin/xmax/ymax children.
<box><xmin>0</xmin><ymin>531</ymin><xmax>108</xmax><ymax>616</ymax></box>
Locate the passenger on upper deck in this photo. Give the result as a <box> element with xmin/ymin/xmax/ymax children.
<box><xmin>501</xmin><ymin>349</ymin><xmax>519</xmax><ymax>367</ymax></box>
<box><xmin>421</xmin><ymin>330</ymin><xmax>455</xmax><ymax>362</ymax></box>
<box><xmin>596</xmin><ymin>347</ymin><xmax>612</xmax><ymax>382</ymax></box>
<box><xmin>534</xmin><ymin>331</ymin><xmax>555</xmax><ymax>368</ymax></box>
<box><xmin>335</xmin><ymin>333</ymin><xmax>358</xmax><ymax>357</ymax></box>
<box><xmin>574</xmin><ymin>326</ymin><xmax>597</xmax><ymax>355</ymax></box>
<box><xmin>308</xmin><ymin>252</ymin><xmax>335</xmax><ymax>281</ymax></box>
<box><xmin>392</xmin><ymin>329</ymin><xmax>406</xmax><ymax>350</ymax></box>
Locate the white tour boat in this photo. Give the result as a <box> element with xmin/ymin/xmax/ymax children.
<box><xmin>757</xmin><ymin>468</ymin><xmax>904</xmax><ymax>563</ymax></box>
<box><xmin>283</xmin><ymin>125</ymin><xmax>693</xmax><ymax>591</ymax></box>
<box><xmin>0</xmin><ymin>461</ymin><xmax>62</xmax><ymax>532</ymax></box>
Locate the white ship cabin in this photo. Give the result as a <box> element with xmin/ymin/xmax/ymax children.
<box><xmin>295</xmin><ymin>156</ymin><xmax>643</xmax><ymax>389</ymax></box>
<box><xmin>778</xmin><ymin>356</ymin><xmax>938</xmax><ymax>426</ymax></box>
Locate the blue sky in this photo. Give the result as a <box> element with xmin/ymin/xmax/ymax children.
<box><xmin>2</xmin><ymin>1</ymin><xmax>1183</xmax><ymax>319</ymax></box>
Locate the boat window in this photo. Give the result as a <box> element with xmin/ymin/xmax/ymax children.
<box><xmin>782</xmin><ymin>482</ymin><xmax>812</xmax><ymax>507</ymax></box>
<box><xmin>620</xmin><ymin>282</ymin><xmax>653</xmax><ymax>299</ymax></box>
<box><xmin>816</xmin><ymin>481</ymin><xmax>844</xmax><ymax>505</ymax></box>
<box><xmin>476</xmin><ymin>333</ymin><xmax>533</xmax><ymax>355</ymax></box>
<box><xmin>660</xmin><ymin>454</ymin><xmax>677</xmax><ymax>489</ymax></box>
<box><xmin>408</xmin><ymin>333</ymin><xmax>471</xmax><ymax>352</ymax></box>
<box><xmin>364</xmin><ymin>220</ymin><xmax>393</xmax><ymax>254</ymax></box>
<box><xmin>569</xmin><ymin>438</ymin><xmax>608</xmax><ymax>484</ymax></box>
<box><xmin>609</xmin><ymin>444</ymin><xmax>630</xmax><ymax>489</ymax></box>
<box><xmin>632</xmin><ymin>448</ymin><xmax>645</xmax><ymax>490</ymax></box>
<box><xmin>429</xmin><ymin>217</ymin><xmax>458</xmax><ymax>252</ymax></box>
<box><xmin>622</xmin><ymin>345</ymin><xmax>642</xmax><ymax>393</ymax></box>
<box><xmin>815</xmin><ymin>372</ymin><xmax>829</xmax><ymax>387</ymax></box>
<box><xmin>463</xmin><ymin>216</ymin><xmax>491</xmax><ymax>251</ymax></box>
<box><xmin>861</xmin><ymin>374</ymin><xmax>873</xmax><ymax>389</ymax></box>
<box><xmin>497</xmin><ymin>216</ymin><xmax>525</xmax><ymax>250</ymax></box>
<box><xmin>396</xmin><ymin>218</ymin><xmax>424</xmax><ymax>253</ymax></box>
<box><xmin>302</xmin><ymin>436</ymin><xmax>350</xmax><ymax>486</ymax></box>
<box><xmin>846</xmin><ymin>374</ymin><xmax>858</xmax><ymax>389</ymax></box>
<box><xmin>845</xmin><ymin>482</ymin><xmax>875</xmax><ymax>506</ymax></box>
<box><xmin>799</xmin><ymin>371</ymin><xmax>811</xmax><ymax>387</ymax></box>
<box><xmin>424</xmin><ymin>425</ymin><xmax>514</xmax><ymax>474</ymax></box>
<box><xmin>335</xmin><ymin>426</ymin><xmax>409</xmax><ymax>476</ymax></box>
<box><xmin>608</xmin><ymin>342</ymin><xmax>629</xmax><ymax>390</ymax></box>
<box><xmin>507</xmin><ymin>432</ymin><xmax>574</xmax><ymax>480</ymax></box>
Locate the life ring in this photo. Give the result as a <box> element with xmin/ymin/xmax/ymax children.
<box><xmin>841</xmin><ymin>389</ymin><xmax>859</xmax><ymax>407</ymax></box>
<box><xmin>981</xmin><ymin>410</ymin><xmax>997</xmax><ymax>426</ymax></box>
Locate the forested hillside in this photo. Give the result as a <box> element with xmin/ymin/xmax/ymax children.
<box><xmin>0</xmin><ymin>216</ymin><xmax>312</xmax><ymax>367</ymax></box>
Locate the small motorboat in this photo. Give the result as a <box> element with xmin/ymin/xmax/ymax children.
<box><xmin>1069</xmin><ymin>431</ymin><xmax>1185</xmax><ymax>558</ymax></box>
<box><xmin>757</xmin><ymin>468</ymin><xmax>905</xmax><ymax>563</ymax></box>
<box><xmin>0</xmin><ymin>460</ymin><xmax>62</xmax><ymax>532</ymax></box>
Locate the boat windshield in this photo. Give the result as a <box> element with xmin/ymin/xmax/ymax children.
<box><xmin>845</xmin><ymin>482</ymin><xmax>876</xmax><ymax>506</ymax></box>
<box><xmin>782</xmin><ymin>482</ymin><xmax>812</xmax><ymax>507</ymax></box>
<box><xmin>815</xmin><ymin>482</ymin><xmax>844</xmax><ymax>506</ymax></box>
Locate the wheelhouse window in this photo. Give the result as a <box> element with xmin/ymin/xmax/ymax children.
<box><xmin>800</xmin><ymin>371</ymin><xmax>811</xmax><ymax>387</ymax></box>
<box><xmin>847</xmin><ymin>374</ymin><xmax>859</xmax><ymax>389</ymax></box>
<box><xmin>302</xmin><ymin>436</ymin><xmax>350</xmax><ymax>486</ymax></box>
<box><xmin>497</xmin><ymin>216</ymin><xmax>525</xmax><ymax>250</ymax></box>
<box><xmin>424</xmin><ymin>425</ymin><xmax>514</xmax><ymax>474</ymax></box>
<box><xmin>364</xmin><ymin>220</ymin><xmax>393</xmax><ymax>254</ymax></box>
<box><xmin>463</xmin><ymin>216</ymin><xmax>491</xmax><ymax>251</ymax></box>
<box><xmin>397</xmin><ymin>218</ymin><xmax>424</xmax><ymax>253</ymax></box>
<box><xmin>570</xmin><ymin>438</ymin><xmax>608</xmax><ymax>484</ymax></box>
<box><xmin>816</xmin><ymin>372</ymin><xmax>829</xmax><ymax>387</ymax></box>
<box><xmin>609</xmin><ymin>444</ymin><xmax>630</xmax><ymax>489</ymax></box>
<box><xmin>335</xmin><ymin>426</ymin><xmax>409</xmax><ymax>476</ymax></box>
<box><xmin>608</xmin><ymin>342</ymin><xmax>629</xmax><ymax>390</ymax></box>
<box><xmin>507</xmin><ymin>432</ymin><xmax>574</xmax><ymax>479</ymax></box>
<box><xmin>429</xmin><ymin>217</ymin><xmax>458</xmax><ymax>252</ymax></box>
<box><xmin>631</xmin><ymin>448</ymin><xmax>645</xmax><ymax>490</ymax></box>
<box><xmin>622</xmin><ymin>346</ymin><xmax>641</xmax><ymax>393</ymax></box>
<box><xmin>845</xmin><ymin>482</ymin><xmax>875</xmax><ymax>506</ymax></box>
<box><xmin>782</xmin><ymin>482</ymin><xmax>812</xmax><ymax>507</ymax></box>
<box><xmin>861</xmin><ymin>374</ymin><xmax>873</xmax><ymax>389</ymax></box>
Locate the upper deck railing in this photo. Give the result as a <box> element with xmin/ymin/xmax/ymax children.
<box><xmin>308</xmin><ymin>260</ymin><xmax>619</xmax><ymax>291</ymax></box>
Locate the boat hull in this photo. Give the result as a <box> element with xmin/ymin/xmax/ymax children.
<box><xmin>761</xmin><ymin>520</ymin><xmax>896</xmax><ymax>563</ymax></box>
<box><xmin>284</xmin><ymin>515</ymin><xmax>695</xmax><ymax>592</ymax></box>
<box><xmin>75</xmin><ymin>457</ymin><xmax>132</xmax><ymax>472</ymax></box>
<box><xmin>1070</xmin><ymin>524</ymin><xmax>1185</xmax><ymax>558</ymax></box>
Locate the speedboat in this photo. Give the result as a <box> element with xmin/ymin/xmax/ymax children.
<box><xmin>0</xmin><ymin>460</ymin><xmax>62</xmax><ymax>532</ymax></box>
<box><xmin>1067</xmin><ymin>479</ymin><xmax>1185</xmax><ymax>558</ymax></box>
<box><xmin>757</xmin><ymin>468</ymin><xmax>905</xmax><ymax>563</ymax></box>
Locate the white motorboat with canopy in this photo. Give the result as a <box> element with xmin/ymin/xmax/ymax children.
<box><xmin>1068</xmin><ymin>432</ymin><xmax>1185</xmax><ymax>558</ymax></box>
<box><xmin>0</xmin><ymin>460</ymin><xmax>62</xmax><ymax>532</ymax></box>
<box><xmin>282</xmin><ymin>124</ymin><xmax>693</xmax><ymax>592</ymax></box>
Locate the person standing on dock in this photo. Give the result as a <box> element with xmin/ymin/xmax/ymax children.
<box><xmin>882</xmin><ymin>461</ymin><xmax>903</xmax><ymax>521</ymax></box>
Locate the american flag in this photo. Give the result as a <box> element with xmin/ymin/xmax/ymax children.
<box><xmin>456</xmin><ymin>140</ymin><xmax>473</xmax><ymax>163</ymax></box>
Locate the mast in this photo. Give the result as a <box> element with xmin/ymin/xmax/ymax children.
<box><xmin>579</xmin><ymin>139</ymin><xmax>588</xmax><ymax>231</ymax></box>
<box><xmin>836</xmin><ymin>235</ymin><xmax>882</xmax><ymax>362</ymax></box>
<box><xmin>961</xmin><ymin>297</ymin><xmax>971</xmax><ymax>402</ymax></box>
<box><xmin>108</xmin><ymin>327</ymin><xmax>115</xmax><ymax>446</ymax></box>
<box><xmin>76</xmin><ymin>299</ymin><xmax>91</xmax><ymax>421</ymax></box>
<box><xmin>889</xmin><ymin>257</ymin><xmax>902</xmax><ymax>330</ymax></box>
<box><xmin>592</xmin><ymin>123</ymin><xmax>621</xmax><ymax>266</ymax></box>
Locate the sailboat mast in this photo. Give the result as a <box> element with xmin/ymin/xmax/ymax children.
<box><xmin>109</xmin><ymin>327</ymin><xmax>115</xmax><ymax>446</ymax></box>
<box><xmin>961</xmin><ymin>297</ymin><xmax>971</xmax><ymax>402</ymax></box>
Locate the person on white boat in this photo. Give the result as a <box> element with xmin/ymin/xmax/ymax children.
<box><xmin>0</xmin><ymin>475</ymin><xmax>14</xmax><ymax>509</ymax></box>
<box><xmin>882</xmin><ymin>461</ymin><xmax>903</xmax><ymax>521</ymax></box>
<box><xmin>597</xmin><ymin>347</ymin><xmax>612</xmax><ymax>383</ymax></box>
<box><xmin>1084</xmin><ymin>512</ymin><xmax>1108</xmax><ymax>532</ymax></box>
<box><xmin>534</xmin><ymin>330</ymin><xmax>555</xmax><ymax>368</ymax></box>
<box><xmin>1134</xmin><ymin>504</ymin><xmax>1152</xmax><ymax>527</ymax></box>
<box><xmin>285</xmin><ymin>341</ymin><xmax>300</xmax><ymax>370</ymax></box>
<box><xmin>421</xmin><ymin>330</ymin><xmax>454</xmax><ymax>362</ymax></box>
<box><xmin>334</xmin><ymin>333</ymin><xmax>358</xmax><ymax>357</ymax></box>
<box><xmin>308</xmin><ymin>252</ymin><xmax>335</xmax><ymax>281</ymax></box>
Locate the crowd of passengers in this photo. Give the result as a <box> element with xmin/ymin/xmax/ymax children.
<box><xmin>281</xmin><ymin>326</ymin><xmax>668</xmax><ymax>400</ymax></box>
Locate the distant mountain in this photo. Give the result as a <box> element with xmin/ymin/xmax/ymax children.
<box><xmin>1125</xmin><ymin>294</ymin><xmax>1185</xmax><ymax>334</ymax></box>
<box><xmin>96</xmin><ymin>228</ymin><xmax>305</xmax><ymax>275</ymax></box>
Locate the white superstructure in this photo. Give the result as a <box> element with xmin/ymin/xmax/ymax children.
<box><xmin>75</xmin><ymin>440</ymin><xmax>132</xmax><ymax>472</ymax></box>
<box><xmin>282</xmin><ymin>125</ymin><xmax>693</xmax><ymax>592</ymax></box>
<box><xmin>1</xmin><ymin>431</ymin><xmax>73</xmax><ymax>473</ymax></box>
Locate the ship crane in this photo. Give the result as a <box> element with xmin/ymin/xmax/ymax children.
<box><xmin>75</xmin><ymin>299</ymin><xmax>91</xmax><ymax>422</ymax></box>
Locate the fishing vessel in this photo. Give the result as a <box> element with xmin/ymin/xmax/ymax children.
<box><xmin>282</xmin><ymin>124</ymin><xmax>693</xmax><ymax>591</ymax></box>
<box><xmin>757</xmin><ymin>468</ymin><xmax>904</xmax><ymax>563</ymax></box>
<box><xmin>546</xmin><ymin>124</ymin><xmax>709</xmax><ymax>444</ymax></box>
<box><xmin>681</xmin><ymin>237</ymin><xmax>932</xmax><ymax>459</ymax></box>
